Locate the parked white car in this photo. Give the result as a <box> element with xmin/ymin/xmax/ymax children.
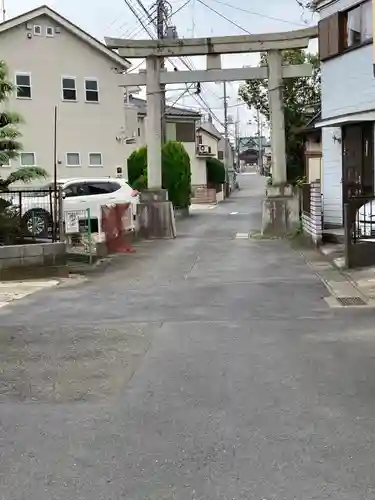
<box><xmin>7</xmin><ymin>177</ymin><xmax>139</xmax><ymax>238</ymax></box>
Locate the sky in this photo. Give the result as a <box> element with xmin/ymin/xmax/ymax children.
<box><xmin>6</xmin><ymin>0</ymin><xmax>319</xmax><ymax>139</ymax></box>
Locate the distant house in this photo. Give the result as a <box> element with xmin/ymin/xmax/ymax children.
<box><xmin>125</xmin><ymin>95</ymin><xmax>204</xmax><ymax>187</ymax></box>
<box><xmin>300</xmin><ymin>112</ymin><xmax>322</xmax><ymax>183</ymax></box>
<box><xmin>0</xmin><ymin>5</ymin><xmax>131</xmax><ymax>182</ymax></box>
<box><xmin>314</xmin><ymin>0</ymin><xmax>374</xmax><ymax>227</ymax></box>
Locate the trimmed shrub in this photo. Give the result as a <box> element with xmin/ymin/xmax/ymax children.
<box><xmin>126</xmin><ymin>141</ymin><xmax>192</xmax><ymax>208</ymax></box>
<box><xmin>206</xmin><ymin>157</ymin><xmax>226</xmax><ymax>190</ymax></box>
<box><xmin>127</xmin><ymin>146</ymin><xmax>147</xmax><ymax>186</ymax></box>
<box><xmin>162</xmin><ymin>141</ymin><xmax>191</xmax><ymax>209</ymax></box>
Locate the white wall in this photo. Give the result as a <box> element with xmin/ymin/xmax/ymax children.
<box><xmin>199</xmin><ymin>130</ymin><xmax>219</xmax><ymax>158</ymax></box>
<box><xmin>319</xmin><ymin>0</ymin><xmax>375</xmax><ymax>226</ymax></box>
<box><xmin>322</xmin><ymin>127</ymin><xmax>342</xmax><ymax>226</ymax></box>
<box><xmin>184</xmin><ymin>142</ymin><xmax>207</xmax><ymax>186</ymax></box>
<box><xmin>0</xmin><ymin>14</ymin><xmax>127</xmax><ymax>183</ymax></box>
<box><xmin>321</xmin><ymin>44</ymin><xmax>375</xmax><ymax>119</ymax></box>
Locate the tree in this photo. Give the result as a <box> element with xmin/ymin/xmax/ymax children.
<box><xmin>126</xmin><ymin>141</ymin><xmax>192</xmax><ymax>208</ymax></box>
<box><xmin>0</xmin><ymin>61</ymin><xmax>47</xmax><ymax>243</ymax></box>
<box><xmin>0</xmin><ymin>60</ymin><xmax>47</xmax><ymax>184</ymax></box>
<box><xmin>162</xmin><ymin>141</ymin><xmax>191</xmax><ymax>209</ymax></box>
<box><xmin>0</xmin><ymin>60</ymin><xmax>23</xmax><ymax>167</ymax></box>
<box><xmin>127</xmin><ymin>146</ymin><xmax>147</xmax><ymax>187</ymax></box>
<box><xmin>239</xmin><ymin>49</ymin><xmax>321</xmax><ymax>183</ymax></box>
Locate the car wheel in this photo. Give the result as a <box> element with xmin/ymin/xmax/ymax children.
<box><xmin>22</xmin><ymin>209</ymin><xmax>52</xmax><ymax>238</ymax></box>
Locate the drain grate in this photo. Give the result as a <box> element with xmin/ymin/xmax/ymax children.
<box><xmin>336</xmin><ymin>296</ymin><xmax>367</xmax><ymax>306</ymax></box>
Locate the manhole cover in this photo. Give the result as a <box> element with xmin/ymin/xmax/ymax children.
<box><xmin>336</xmin><ymin>296</ymin><xmax>366</xmax><ymax>306</ymax></box>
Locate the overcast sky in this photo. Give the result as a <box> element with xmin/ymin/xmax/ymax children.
<box><xmin>6</xmin><ymin>0</ymin><xmax>318</xmax><ymax>137</ymax></box>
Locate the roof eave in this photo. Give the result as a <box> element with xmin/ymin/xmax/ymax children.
<box><xmin>0</xmin><ymin>5</ymin><xmax>131</xmax><ymax>69</ymax></box>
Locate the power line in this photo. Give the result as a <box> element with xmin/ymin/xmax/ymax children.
<box><xmin>203</xmin><ymin>0</ymin><xmax>308</xmax><ymax>28</ymax></box>
<box><xmin>171</xmin><ymin>0</ymin><xmax>192</xmax><ymax>18</ymax></box>
<box><xmin>196</xmin><ymin>0</ymin><xmax>252</xmax><ymax>35</ymax></box>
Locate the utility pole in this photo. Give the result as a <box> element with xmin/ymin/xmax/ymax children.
<box><xmin>235</xmin><ymin>103</ymin><xmax>240</xmax><ymax>172</ymax></box>
<box><xmin>256</xmin><ymin>108</ymin><xmax>263</xmax><ymax>174</ymax></box>
<box><xmin>223</xmin><ymin>81</ymin><xmax>230</xmax><ymax>196</ymax></box>
<box><xmin>157</xmin><ymin>0</ymin><xmax>167</xmax><ymax>144</ymax></box>
<box><xmin>1</xmin><ymin>0</ymin><xmax>5</xmax><ymax>22</ymax></box>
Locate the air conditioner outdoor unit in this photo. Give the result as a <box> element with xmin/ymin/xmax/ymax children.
<box><xmin>198</xmin><ymin>144</ymin><xmax>210</xmax><ymax>154</ymax></box>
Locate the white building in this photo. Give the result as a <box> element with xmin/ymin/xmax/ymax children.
<box><xmin>314</xmin><ymin>0</ymin><xmax>374</xmax><ymax>227</ymax></box>
<box><xmin>126</xmin><ymin>96</ymin><xmax>222</xmax><ymax>191</ymax></box>
<box><xmin>0</xmin><ymin>5</ymin><xmax>131</xmax><ymax>183</ymax></box>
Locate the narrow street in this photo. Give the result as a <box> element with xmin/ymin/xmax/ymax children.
<box><xmin>2</xmin><ymin>173</ymin><xmax>375</xmax><ymax>499</ymax></box>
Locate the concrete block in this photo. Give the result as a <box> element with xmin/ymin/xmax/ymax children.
<box><xmin>0</xmin><ymin>245</ymin><xmax>22</xmax><ymax>259</ymax></box>
<box><xmin>261</xmin><ymin>194</ymin><xmax>300</xmax><ymax>236</ymax></box>
<box><xmin>21</xmin><ymin>244</ymin><xmax>44</xmax><ymax>257</ymax></box>
<box><xmin>1</xmin><ymin>257</ymin><xmax>23</xmax><ymax>269</ymax></box>
<box><xmin>42</xmin><ymin>242</ymin><xmax>66</xmax><ymax>256</ymax></box>
<box><xmin>22</xmin><ymin>255</ymin><xmax>44</xmax><ymax>267</ymax></box>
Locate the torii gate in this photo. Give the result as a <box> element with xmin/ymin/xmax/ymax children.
<box><xmin>106</xmin><ymin>28</ymin><xmax>317</xmax><ymax>187</ymax></box>
<box><xmin>106</xmin><ymin>28</ymin><xmax>317</xmax><ymax>234</ymax></box>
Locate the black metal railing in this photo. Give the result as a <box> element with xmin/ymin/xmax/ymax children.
<box><xmin>344</xmin><ymin>194</ymin><xmax>375</xmax><ymax>268</ymax></box>
<box><xmin>301</xmin><ymin>183</ymin><xmax>311</xmax><ymax>216</ymax></box>
<box><xmin>0</xmin><ymin>187</ymin><xmax>62</xmax><ymax>244</ymax></box>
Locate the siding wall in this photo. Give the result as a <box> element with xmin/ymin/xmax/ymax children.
<box><xmin>319</xmin><ymin>0</ymin><xmax>375</xmax><ymax>226</ymax></box>
<box><xmin>0</xmin><ymin>14</ymin><xmax>127</xmax><ymax>183</ymax></box>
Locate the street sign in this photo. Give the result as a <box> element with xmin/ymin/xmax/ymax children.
<box><xmin>64</xmin><ymin>211</ymin><xmax>80</xmax><ymax>234</ymax></box>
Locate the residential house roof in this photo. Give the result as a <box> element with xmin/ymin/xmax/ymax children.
<box><xmin>298</xmin><ymin>110</ymin><xmax>322</xmax><ymax>136</ymax></box>
<box><xmin>128</xmin><ymin>96</ymin><xmax>201</xmax><ymax>119</ymax></box>
<box><xmin>0</xmin><ymin>5</ymin><xmax>131</xmax><ymax>69</ymax></box>
<box><xmin>197</xmin><ymin>121</ymin><xmax>223</xmax><ymax>140</ymax></box>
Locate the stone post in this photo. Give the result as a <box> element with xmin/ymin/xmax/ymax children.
<box><xmin>146</xmin><ymin>56</ymin><xmax>162</xmax><ymax>190</ymax></box>
<box><xmin>268</xmin><ymin>50</ymin><xmax>286</xmax><ymax>185</ymax></box>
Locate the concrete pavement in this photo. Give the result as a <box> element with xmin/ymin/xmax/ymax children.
<box><xmin>2</xmin><ymin>173</ymin><xmax>375</xmax><ymax>499</ymax></box>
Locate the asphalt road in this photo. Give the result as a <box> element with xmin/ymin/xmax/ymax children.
<box><xmin>2</xmin><ymin>172</ymin><xmax>375</xmax><ymax>499</ymax></box>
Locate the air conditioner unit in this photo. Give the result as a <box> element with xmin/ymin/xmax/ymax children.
<box><xmin>198</xmin><ymin>144</ymin><xmax>210</xmax><ymax>155</ymax></box>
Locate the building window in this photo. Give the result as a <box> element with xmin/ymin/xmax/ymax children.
<box><xmin>66</xmin><ymin>152</ymin><xmax>80</xmax><ymax>166</ymax></box>
<box><xmin>344</xmin><ymin>1</ymin><xmax>372</xmax><ymax>48</ymax></box>
<box><xmin>33</xmin><ymin>25</ymin><xmax>42</xmax><ymax>36</ymax></box>
<box><xmin>20</xmin><ymin>152</ymin><xmax>36</xmax><ymax>166</ymax></box>
<box><xmin>85</xmin><ymin>78</ymin><xmax>99</xmax><ymax>102</ymax></box>
<box><xmin>46</xmin><ymin>26</ymin><xmax>54</xmax><ymax>37</ymax></box>
<box><xmin>218</xmin><ymin>151</ymin><xmax>224</xmax><ymax>160</ymax></box>
<box><xmin>0</xmin><ymin>156</ymin><xmax>11</xmax><ymax>167</ymax></box>
<box><xmin>62</xmin><ymin>77</ymin><xmax>77</xmax><ymax>101</ymax></box>
<box><xmin>138</xmin><ymin>127</ymin><xmax>141</xmax><ymax>137</ymax></box>
<box><xmin>15</xmin><ymin>73</ymin><xmax>31</xmax><ymax>99</ymax></box>
<box><xmin>318</xmin><ymin>0</ymin><xmax>372</xmax><ymax>61</ymax></box>
<box><xmin>88</xmin><ymin>153</ymin><xmax>103</xmax><ymax>167</ymax></box>
<box><xmin>176</xmin><ymin>122</ymin><xmax>196</xmax><ymax>142</ymax></box>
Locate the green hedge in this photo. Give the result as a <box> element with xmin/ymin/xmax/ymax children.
<box><xmin>206</xmin><ymin>157</ymin><xmax>226</xmax><ymax>186</ymax></box>
<box><xmin>127</xmin><ymin>141</ymin><xmax>191</xmax><ymax>208</ymax></box>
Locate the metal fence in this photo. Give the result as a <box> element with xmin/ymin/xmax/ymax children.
<box><xmin>0</xmin><ymin>187</ymin><xmax>62</xmax><ymax>243</ymax></box>
<box><xmin>301</xmin><ymin>183</ymin><xmax>311</xmax><ymax>216</ymax></box>
<box><xmin>344</xmin><ymin>195</ymin><xmax>375</xmax><ymax>268</ymax></box>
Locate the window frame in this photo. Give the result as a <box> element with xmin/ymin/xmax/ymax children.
<box><xmin>0</xmin><ymin>156</ymin><xmax>11</xmax><ymax>168</ymax></box>
<box><xmin>65</xmin><ymin>152</ymin><xmax>81</xmax><ymax>167</ymax></box>
<box><xmin>20</xmin><ymin>152</ymin><xmax>36</xmax><ymax>167</ymax></box>
<box><xmin>15</xmin><ymin>72</ymin><xmax>32</xmax><ymax>99</ymax></box>
<box><xmin>46</xmin><ymin>26</ymin><xmax>54</xmax><ymax>37</ymax></box>
<box><xmin>84</xmin><ymin>77</ymin><xmax>100</xmax><ymax>103</ymax></box>
<box><xmin>33</xmin><ymin>24</ymin><xmax>42</xmax><ymax>36</ymax></box>
<box><xmin>88</xmin><ymin>152</ymin><xmax>103</xmax><ymax>167</ymax></box>
<box><xmin>61</xmin><ymin>76</ymin><xmax>77</xmax><ymax>102</ymax></box>
<box><xmin>341</xmin><ymin>0</ymin><xmax>372</xmax><ymax>51</ymax></box>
